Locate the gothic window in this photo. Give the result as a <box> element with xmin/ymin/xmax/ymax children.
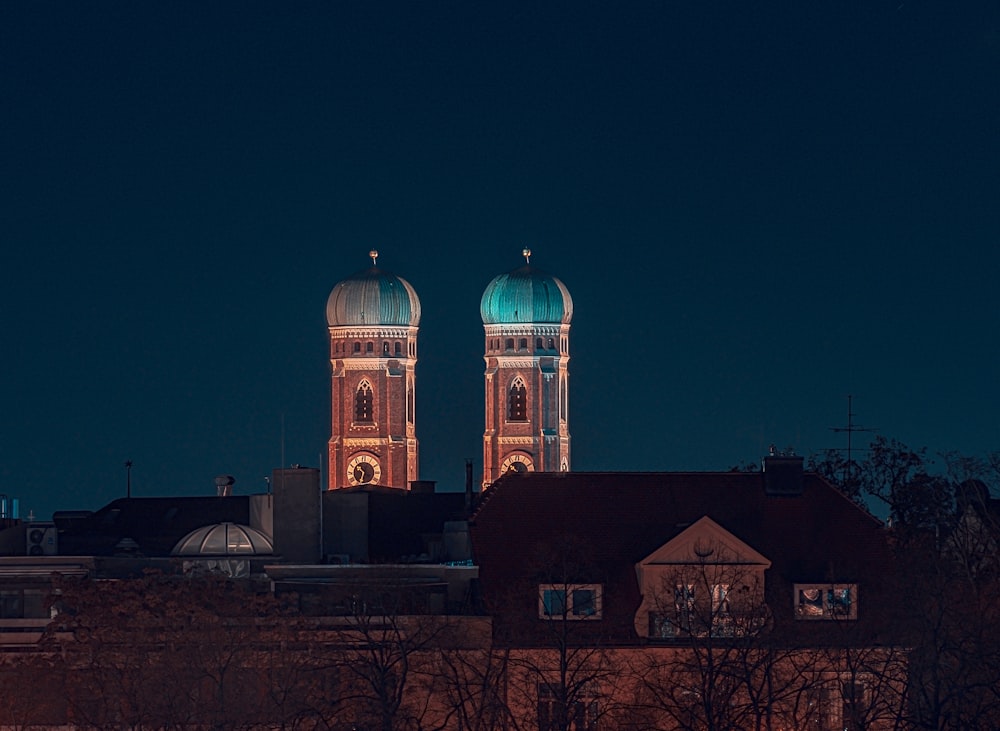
<box><xmin>509</xmin><ymin>377</ymin><xmax>527</xmax><ymax>421</ymax></box>
<box><xmin>536</xmin><ymin>337</ymin><xmax>543</xmax><ymax>350</ymax></box>
<box><xmin>353</xmin><ymin>342</ymin><xmax>361</xmax><ymax>353</ymax></box>
<box><xmin>383</xmin><ymin>342</ymin><xmax>389</xmax><ymax>354</ymax></box>
<box><xmin>366</xmin><ymin>342</ymin><xmax>374</xmax><ymax>353</ymax></box>
<box><xmin>519</xmin><ymin>338</ymin><xmax>528</xmax><ymax>350</ymax></box>
<box><xmin>394</xmin><ymin>341</ymin><xmax>402</xmax><ymax>355</ymax></box>
<box><xmin>548</xmin><ymin>337</ymin><xmax>555</xmax><ymax>349</ymax></box>
<box><xmin>505</xmin><ymin>338</ymin><xmax>514</xmax><ymax>351</ymax></box>
<box><xmin>355</xmin><ymin>380</ymin><xmax>374</xmax><ymax>423</ymax></box>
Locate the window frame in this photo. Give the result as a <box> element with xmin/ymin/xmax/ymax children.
<box><xmin>794</xmin><ymin>583</ymin><xmax>858</xmax><ymax>620</ymax></box>
<box><xmin>354</xmin><ymin>379</ymin><xmax>375</xmax><ymax>423</ymax></box>
<box><xmin>508</xmin><ymin>377</ymin><xmax>528</xmax><ymax>422</ymax></box>
<box><xmin>537</xmin><ymin>681</ymin><xmax>599</xmax><ymax>731</ymax></box>
<box><xmin>538</xmin><ymin>584</ymin><xmax>603</xmax><ymax>620</ymax></box>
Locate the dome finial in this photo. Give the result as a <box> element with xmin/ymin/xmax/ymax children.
<box><xmin>522</xmin><ymin>247</ymin><xmax>531</xmax><ymax>264</ymax></box>
<box><xmin>369</xmin><ymin>249</ymin><xmax>379</xmax><ymax>267</ymax></box>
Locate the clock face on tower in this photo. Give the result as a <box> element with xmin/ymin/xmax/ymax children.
<box><xmin>501</xmin><ymin>453</ymin><xmax>533</xmax><ymax>474</ymax></box>
<box><xmin>347</xmin><ymin>454</ymin><xmax>382</xmax><ymax>486</ymax></box>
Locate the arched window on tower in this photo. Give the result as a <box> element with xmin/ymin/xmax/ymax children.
<box><xmin>354</xmin><ymin>342</ymin><xmax>361</xmax><ymax>353</ymax></box>
<box><xmin>366</xmin><ymin>342</ymin><xmax>374</xmax><ymax>353</ymax></box>
<box><xmin>355</xmin><ymin>380</ymin><xmax>374</xmax><ymax>423</ymax></box>
<box><xmin>395</xmin><ymin>341</ymin><xmax>402</xmax><ymax>355</ymax></box>
<box><xmin>508</xmin><ymin>377</ymin><xmax>527</xmax><ymax>422</ymax></box>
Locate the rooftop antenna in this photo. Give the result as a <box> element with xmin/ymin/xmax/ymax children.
<box><xmin>125</xmin><ymin>459</ymin><xmax>132</xmax><ymax>499</ymax></box>
<box><xmin>829</xmin><ymin>395</ymin><xmax>876</xmax><ymax>486</ymax></box>
<box><xmin>369</xmin><ymin>249</ymin><xmax>378</xmax><ymax>266</ymax></box>
<box><xmin>522</xmin><ymin>247</ymin><xmax>531</xmax><ymax>264</ymax></box>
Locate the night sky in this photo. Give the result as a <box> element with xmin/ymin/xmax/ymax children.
<box><xmin>3</xmin><ymin>2</ymin><xmax>999</xmax><ymax>521</ymax></box>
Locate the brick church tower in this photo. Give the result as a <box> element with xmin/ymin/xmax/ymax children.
<box><xmin>326</xmin><ymin>251</ymin><xmax>420</xmax><ymax>490</ymax></box>
<box><xmin>480</xmin><ymin>249</ymin><xmax>573</xmax><ymax>486</ymax></box>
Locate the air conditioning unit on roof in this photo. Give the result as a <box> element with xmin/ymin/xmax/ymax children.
<box><xmin>26</xmin><ymin>523</ymin><xmax>57</xmax><ymax>556</ymax></box>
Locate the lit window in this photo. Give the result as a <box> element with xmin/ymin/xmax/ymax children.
<box><xmin>538</xmin><ymin>584</ymin><xmax>602</xmax><ymax>620</ymax></box>
<box><xmin>647</xmin><ymin>584</ymin><xmax>694</xmax><ymax>638</ymax></box>
<box><xmin>794</xmin><ymin>584</ymin><xmax>858</xmax><ymax>620</ymax></box>
<box><xmin>712</xmin><ymin>583</ymin><xmax>733</xmax><ymax>637</ymax></box>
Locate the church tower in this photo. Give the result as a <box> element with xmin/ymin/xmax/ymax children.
<box><xmin>326</xmin><ymin>251</ymin><xmax>420</xmax><ymax>490</ymax></box>
<box><xmin>480</xmin><ymin>249</ymin><xmax>573</xmax><ymax>486</ymax></box>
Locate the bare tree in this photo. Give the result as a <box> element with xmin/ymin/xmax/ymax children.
<box><xmin>492</xmin><ymin>535</ymin><xmax>627</xmax><ymax>731</ymax></box>
<box><xmin>43</xmin><ymin>569</ymin><xmax>311</xmax><ymax>730</ymax></box>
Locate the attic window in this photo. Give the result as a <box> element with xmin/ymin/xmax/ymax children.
<box><xmin>539</xmin><ymin>584</ymin><xmax>602</xmax><ymax>620</ymax></box>
<box><xmin>794</xmin><ymin>584</ymin><xmax>858</xmax><ymax>620</ymax></box>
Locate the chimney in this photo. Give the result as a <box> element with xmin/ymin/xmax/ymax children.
<box><xmin>214</xmin><ymin>475</ymin><xmax>235</xmax><ymax>497</ymax></box>
<box><xmin>762</xmin><ymin>446</ymin><xmax>804</xmax><ymax>496</ymax></box>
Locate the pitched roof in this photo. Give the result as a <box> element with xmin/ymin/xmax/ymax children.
<box><xmin>469</xmin><ymin>471</ymin><xmax>896</xmax><ymax>645</ymax></box>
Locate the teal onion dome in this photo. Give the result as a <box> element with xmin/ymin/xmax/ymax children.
<box><xmin>480</xmin><ymin>264</ymin><xmax>573</xmax><ymax>325</ymax></box>
<box><xmin>326</xmin><ymin>257</ymin><xmax>421</xmax><ymax>327</ymax></box>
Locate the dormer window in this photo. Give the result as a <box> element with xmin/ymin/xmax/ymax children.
<box><xmin>794</xmin><ymin>584</ymin><xmax>858</xmax><ymax>620</ymax></box>
<box><xmin>634</xmin><ymin>516</ymin><xmax>772</xmax><ymax>640</ymax></box>
<box><xmin>538</xmin><ymin>584</ymin><xmax>602</xmax><ymax>620</ymax></box>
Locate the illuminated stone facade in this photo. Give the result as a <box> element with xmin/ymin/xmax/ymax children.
<box><xmin>326</xmin><ymin>253</ymin><xmax>420</xmax><ymax>490</ymax></box>
<box><xmin>480</xmin><ymin>251</ymin><xmax>573</xmax><ymax>486</ymax></box>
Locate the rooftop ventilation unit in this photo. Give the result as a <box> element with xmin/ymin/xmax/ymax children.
<box><xmin>26</xmin><ymin>523</ymin><xmax>57</xmax><ymax>556</ymax></box>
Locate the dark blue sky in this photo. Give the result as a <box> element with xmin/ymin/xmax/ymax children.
<box><xmin>3</xmin><ymin>1</ymin><xmax>998</xmax><ymax>520</ymax></box>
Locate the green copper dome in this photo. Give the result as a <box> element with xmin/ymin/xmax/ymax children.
<box><xmin>326</xmin><ymin>258</ymin><xmax>421</xmax><ymax>328</ymax></box>
<box><xmin>480</xmin><ymin>264</ymin><xmax>573</xmax><ymax>325</ymax></box>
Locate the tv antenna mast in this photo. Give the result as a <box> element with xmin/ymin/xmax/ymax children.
<box><xmin>829</xmin><ymin>395</ymin><xmax>876</xmax><ymax>485</ymax></box>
